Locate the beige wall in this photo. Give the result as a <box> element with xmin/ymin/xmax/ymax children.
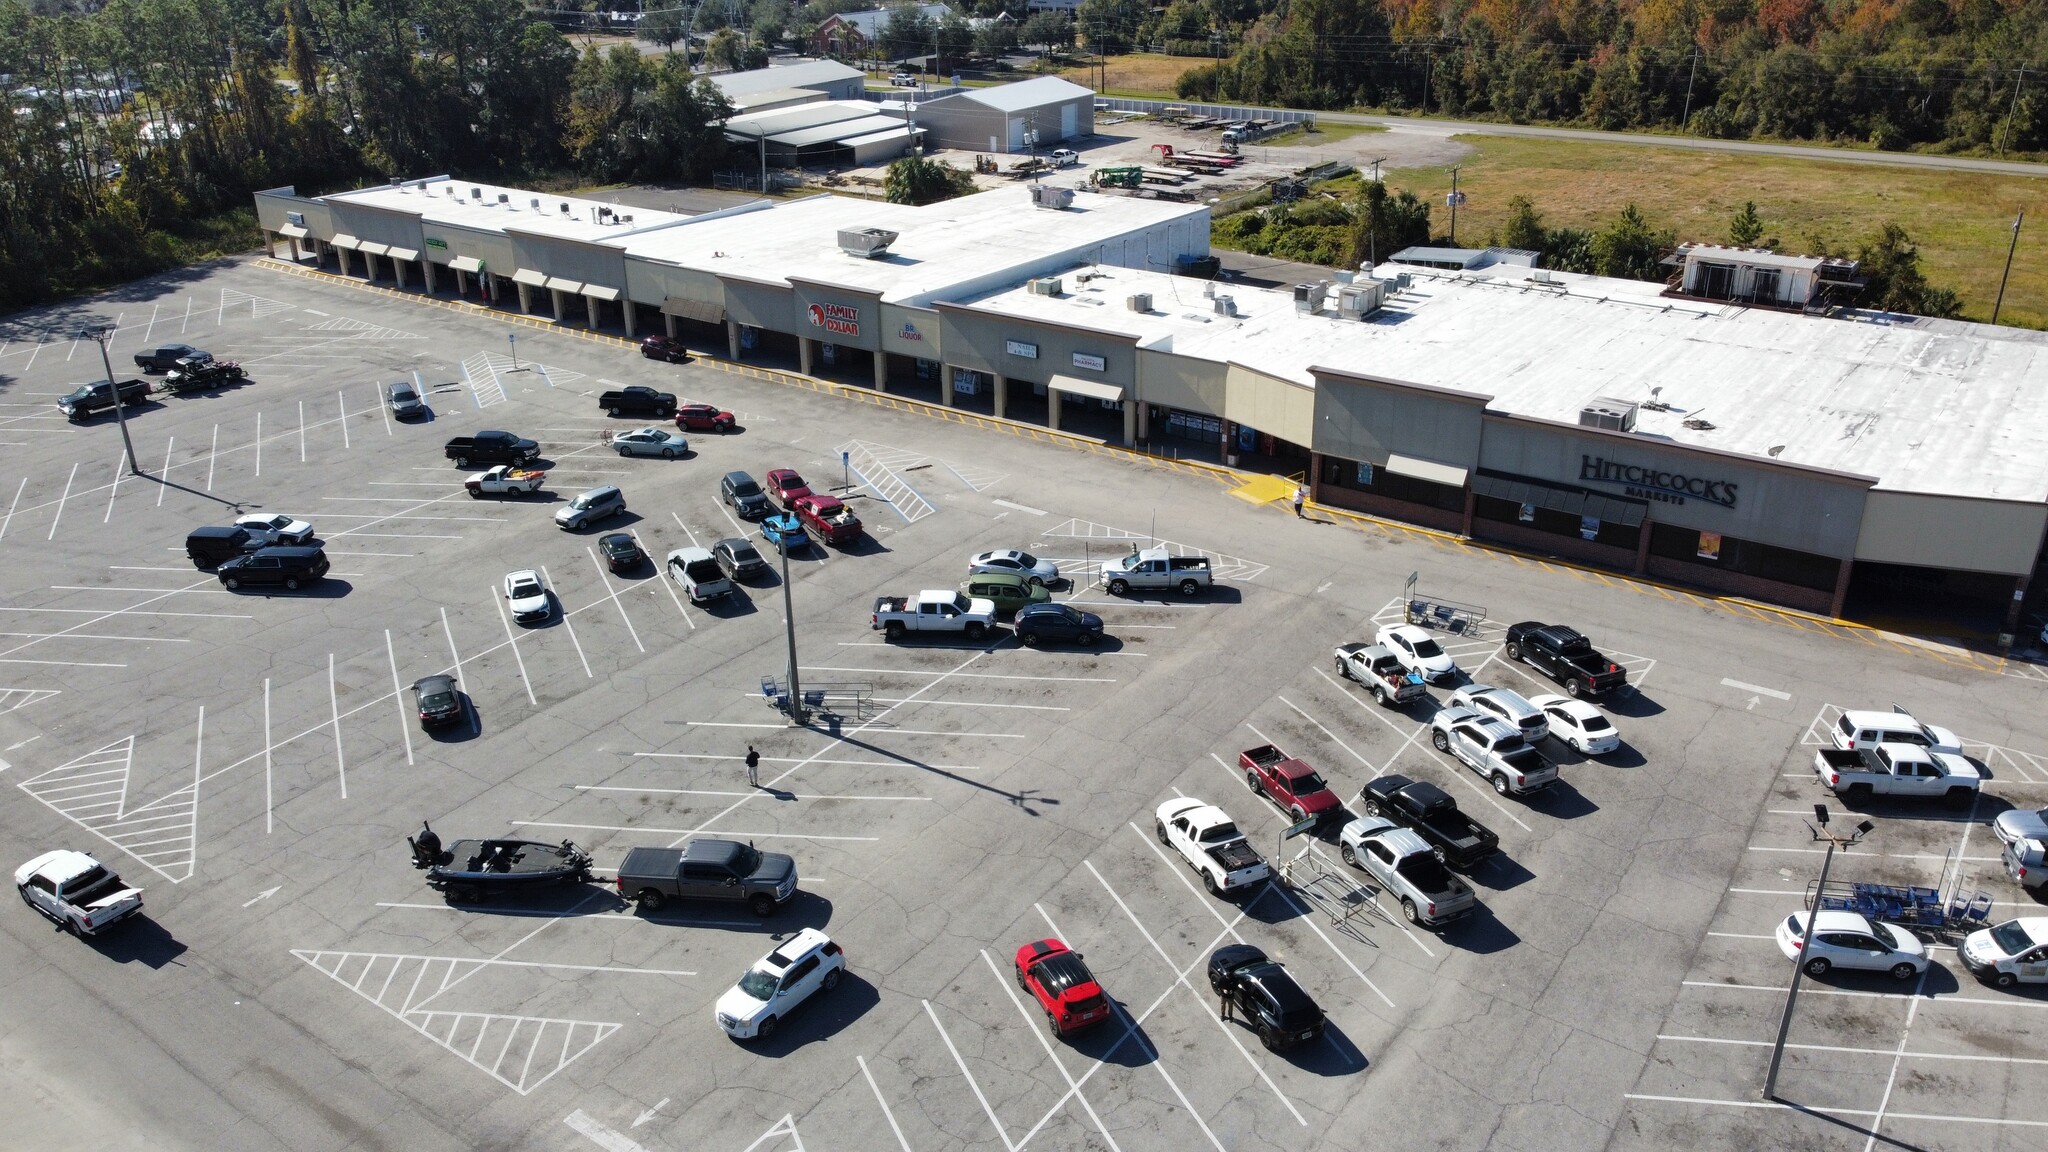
<box><xmin>1855</xmin><ymin>491</ymin><xmax>2048</xmax><ymax>575</ymax></box>
<box><xmin>1311</xmin><ymin>370</ymin><xmax>1486</xmax><ymax>471</ymax></box>
<box><xmin>427</xmin><ymin>223</ymin><xmax>515</xmax><ymax>275</ymax></box>
<box><xmin>1223</xmin><ymin>364</ymin><xmax>1314</xmax><ymax>446</ymax></box>
<box><xmin>881</xmin><ymin>304</ymin><xmax>940</xmax><ymax>359</ymax></box>
<box><xmin>1137</xmin><ymin>349</ymin><xmax>1225</xmax><ymax>416</ymax></box>
<box><xmin>327</xmin><ymin>202</ymin><xmax>426</xmax><ymax>251</ymax></box>
<box><xmin>505</xmin><ymin>231</ymin><xmax>628</xmax><ymax>290</ymax></box>
<box><xmin>625</xmin><ymin>260</ymin><xmax>723</xmax><ymax>312</ymax></box>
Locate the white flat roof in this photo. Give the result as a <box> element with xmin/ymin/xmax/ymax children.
<box><xmin>710</xmin><ymin>59</ymin><xmax>862</xmax><ymax>98</ymax></box>
<box><xmin>967</xmin><ymin>262</ymin><xmax>2048</xmax><ymax>503</ymax></box>
<box><xmin>327</xmin><ymin>177</ymin><xmax>689</xmax><ymax>243</ymax></box>
<box><xmin>620</xmin><ymin>187</ymin><xmax>1205</xmax><ymax>306</ymax></box>
<box><xmin>937</xmin><ymin>75</ymin><xmax>1093</xmax><ymax>112</ymax></box>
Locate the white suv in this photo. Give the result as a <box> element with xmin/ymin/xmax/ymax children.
<box><xmin>1448</xmin><ymin>684</ymin><xmax>1547</xmax><ymax>743</ymax></box>
<box><xmin>716</xmin><ymin>928</ymin><xmax>845</xmax><ymax>1041</ymax></box>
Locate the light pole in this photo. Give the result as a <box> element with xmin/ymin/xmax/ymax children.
<box><xmin>508</xmin><ymin>331</ymin><xmax>520</xmax><ymax>371</ymax></box>
<box><xmin>1992</xmin><ymin>210</ymin><xmax>2025</xmax><ymax>326</ymax></box>
<box><xmin>1762</xmin><ymin>804</ymin><xmax>1873</xmax><ymax>1100</ymax></box>
<box><xmin>778</xmin><ymin>522</ymin><xmax>807</xmax><ymax>727</ymax></box>
<box><xmin>81</xmin><ymin>325</ymin><xmax>141</xmax><ymax>476</ymax></box>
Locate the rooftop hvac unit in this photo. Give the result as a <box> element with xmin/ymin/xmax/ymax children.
<box><xmin>1336</xmin><ymin>282</ymin><xmax>1383</xmax><ymax>319</ymax></box>
<box><xmin>836</xmin><ymin>227</ymin><xmax>899</xmax><ymax>258</ymax></box>
<box><xmin>470</xmin><ymin>187</ymin><xmax>483</xmax><ymax>199</ymax></box>
<box><xmin>1333</xmin><ymin>270</ymin><xmax>1355</xmax><ymax>285</ymax></box>
<box><xmin>1030</xmin><ymin>277</ymin><xmax>1062</xmax><ymax>296</ymax></box>
<box><xmin>497</xmin><ymin>193</ymin><xmax>509</xmax><ymax>203</ymax></box>
<box><xmin>619</xmin><ymin>214</ymin><xmax>633</xmax><ymax>223</ymax></box>
<box><xmin>389</xmin><ymin>177</ymin><xmax>403</xmax><ymax>189</ymax></box>
<box><xmin>1126</xmin><ymin>293</ymin><xmax>1151</xmax><ymax>312</ymax></box>
<box><xmin>530</xmin><ymin>198</ymin><xmax>541</xmax><ymax>210</ymax></box>
<box><xmin>1213</xmin><ymin>294</ymin><xmax>1235</xmax><ymax>317</ymax></box>
<box><xmin>1293</xmin><ymin>281</ymin><xmax>1329</xmax><ymax>314</ymax></box>
<box><xmin>560</xmin><ymin>202</ymin><xmax>571</xmax><ymax>215</ymax></box>
<box><xmin>1578</xmin><ymin>397</ymin><xmax>1638</xmax><ymax>433</ymax></box>
<box><xmin>1029</xmin><ymin>184</ymin><xmax>1074</xmax><ymax>210</ymax></box>
<box><xmin>1394</xmin><ymin>272</ymin><xmax>1413</xmax><ymax>291</ymax></box>
<box><xmin>1532</xmin><ymin>269</ymin><xmax>1554</xmax><ymax>284</ymax></box>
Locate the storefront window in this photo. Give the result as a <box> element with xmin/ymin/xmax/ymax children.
<box><xmin>1326</xmin><ymin>455</ymin><xmax>1466</xmax><ymax>513</ymax></box>
<box><xmin>1473</xmin><ymin>494</ymin><xmax>1640</xmax><ymax>550</ymax></box>
<box><xmin>1159</xmin><ymin>408</ymin><xmax>1224</xmax><ymax>443</ymax></box>
<box><xmin>1649</xmin><ymin>524</ymin><xmax>1838</xmax><ymax>590</ymax></box>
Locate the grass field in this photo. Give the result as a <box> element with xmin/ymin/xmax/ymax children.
<box><xmin>1263</xmin><ymin>122</ymin><xmax>1385</xmax><ymax>146</ymax></box>
<box><xmin>1361</xmin><ymin>136</ymin><xmax>2048</xmax><ymax>328</ymax></box>
<box><xmin>1055</xmin><ymin>53</ymin><xmax>1195</xmax><ymax>98</ymax></box>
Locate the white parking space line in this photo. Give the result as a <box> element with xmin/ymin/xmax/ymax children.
<box><xmin>856</xmin><ymin>1055</ymin><xmax>915</xmax><ymax>1152</ymax></box>
<box><xmin>687</xmin><ymin>721</ymin><xmax>1025</xmax><ymax>737</ymax></box>
<box><xmin>802</xmin><ymin>665</ymin><xmax>1115</xmax><ymax>684</ymax></box>
<box><xmin>1274</xmin><ymin>695</ymin><xmax>1376</xmax><ymax>775</ymax></box>
<box><xmin>577</xmin><ymin>785</ymin><xmax>931</xmax><ymax>801</ymax></box>
<box><xmin>1311</xmin><ymin>666</ymin><xmax>1531</xmax><ymax>833</ymax></box>
<box><xmin>1659</xmin><ymin>1033</ymin><xmax>2048</xmax><ymax>1066</ymax></box>
<box><xmin>977</xmin><ymin>948</ymin><xmax>1125</xmax><ymax>1152</ymax></box>
<box><xmin>46</xmin><ymin>462</ymin><xmax>76</xmax><ymax>540</ymax></box>
<box><xmin>0</xmin><ymin>657</ymin><xmax>127</xmax><ymax>667</ymax></box>
<box><xmin>263</xmin><ymin>678</ymin><xmax>273</xmax><ymax>834</ymax></box>
<box><xmin>513</xmin><ymin>820</ymin><xmax>879</xmax><ymax>843</ymax></box>
<box><xmin>633</xmin><ymin>530</ymin><xmax>695</xmax><ymax>629</ymax></box>
<box><xmin>1721</xmin><ymin>677</ymin><xmax>1791</xmax><ymax>700</ymax></box>
<box><xmin>254</xmin><ymin>412</ymin><xmax>262</xmax><ymax>477</ymax></box>
<box><xmin>386</xmin><ymin>630</ymin><xmax>415</xmax><ymax>767</ymax></box>
<box><xmin>633</xmin><ymin>752</ymin><xmax>981</xmax><ymax>771</ymax></box>
<box><xmin>155</xmin><ymin>437</ymin><xmax>173</xmax><ymax>506</ymax></box>
<box><xmin>329</xmin><ymin>653</ymin><xmax>347</xmax><ymax>798</ymax></box>
<box><xmin>0</xmin><ymin>607</ymin><xmax>248</xmax><ymax>620</ymax></box>
<box><xmin>669</xmin><ymin>511</ymin><xmax>700</xmax><ymax>547</ymax></box>
<box><xmin>0</xmin><ymin>476</ymin><xmax>23</xmax><ymax>539</ymax></box>
<box><xmin>101</xmin><ymin>453</ymin><xmax>125</xmax><ymax>523</ymax></box>
<box><xmin>494</xmin><ymin>594</ymin><xmax>538</xmax><ymax>706</ymax></box>
<box><xmin>921</xmin><ymin>999</ymin><xmax>1019</xmax><ymax>1152</ymax></box>
<box><xmin>0</xmin><ymin>632</ymin><xmax>185</xmax><ymax>643</ymax></box>
<box><xmin>872</xmin><ymin>698</ymin><xmax>1068</xmax><ymax>712</ymax></box>
<box><xmin>206</xmin><ymin>424</ymin><xmax>217</xmax><ymax>490</ymax></box>
<box><xmin>1624</xmin><ymin>1093</ymin><xmax>2048</xmax><ymax>1129</ymax></box>
<box><xmin>541</xmin><ymin>565</ymin><xmax>595</xmax><ymax>678</ymax></box>
<box><xmin>584</xmin><ymin>548</ymin><xmax>644</xmax><ymax>654</ymax></box>
<box><xmin>50</xmin><ymin>586</ymin><xmax>231</xmax><ymax>595</ymax></box>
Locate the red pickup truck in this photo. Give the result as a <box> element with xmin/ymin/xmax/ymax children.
<box><xmin>793</xmin><ymin>494</ymin><xmax>862</xmax><ymax>546</ymax></box>
<box><xmin>1241</xmin><ymin>744</ymin><xmax>1341</xmax><ymax>825</ymax></box>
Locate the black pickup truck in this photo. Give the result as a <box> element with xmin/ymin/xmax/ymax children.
<box><xmin>444</xmin><ymin>430</ymin><xmax>540</xmax><ymax>468</ymax></box>
<box><xmin>56</xmin><ymin>378</ymin><xmax>151</xmax><ymax>420</ymax></box>
<box><xmin>614</xmin><ymin>839</ymin><xmax>797</xmax><ymax>917</ymax></box>
<box><xmin>1503</xmin><ymin>621</ymin><xmax>1628</xmax><ymax>698</ymax></box>
<box><xmin>1358</xmin><ymin>773</ymin><xmax>1499</xmax><ymax>868</ymax></box>
<box><xmin>598</xmin><ymin>385</ymin><xmax>676</xmax><ymax>418</ymax></box>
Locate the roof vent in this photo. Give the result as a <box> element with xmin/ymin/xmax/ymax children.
<box><xmin>1126</xmin><ymin>292</ymin><xmax>1151</xmax><ymax>312</ymax></box>
<box><xmin>837</xmin><ymin>227</ymin><xmax>899</xmax><ymax>258</ymax></box>
<box><xmin>389</xmin><ymin>176</ymin><xmax>404</xmax><ymax>190</ymax></box>
<box><xmin>497</xmin><ymin>193</ymin><xmax>508</xmax><ymax>203</ymax></box>
<box><xmin>1030</xmin><ymin>277</ymin><xmax>1062</xmax><ymax>296</ymax></box>
<box><xmin>470</xmin><ymin>187</ymin><xmax>483</xmax><ymax>199</ymax></box>
<box><xmin>530</xmin><ymin>198</ymin><xmax>541</xmax><ymax>210</ymax></box>
<box><xmin>1578</xmin><ymin>397</ymin><xmax>1638</xmax><ymax>433</ymax></box>
<box><xmin>560</xmin><ymin>202</ymin><xmax>571</xmax><ymax>215</ymax></box>
<box><xmin>1213</xmin><ymin>294</ymin><xmax>1235</xmax><ymax>316</ymax></box>
<box><xmin>1532</xmin><ymin>269</ymin><xmax>1554</xmax><ymax>284</ymax></box>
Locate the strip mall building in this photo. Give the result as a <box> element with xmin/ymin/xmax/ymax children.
<box><xmin>254</xmin><ymin>177</ymin><xmax>2048</xmax><ymax>634</ymax></box>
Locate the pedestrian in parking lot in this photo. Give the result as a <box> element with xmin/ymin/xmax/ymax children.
<box><xmin>745</xmin><ymin>745</ymin><xmax>761</xmax><ymax>787</ymax></box>
<box><xmin>1219</xmin><ymin>990</ymin><xmax>1234</xmax><ymax>1023</ymax></box>
<box><xmin>1292</xmin><ymin>485</ymin><xmax>1307</xmax><ymax>518</ymax></box>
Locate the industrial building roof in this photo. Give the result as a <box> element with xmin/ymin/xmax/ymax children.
<box><xmin>619</xmin><ymin>187</ymin><xmax>1206</xmax><ymax>307</ymax></box>
<box><xmin>772</xmin><ymin>114</ymin><xmax>909</xmax><ymax>147</ymax></box>
<box><xmin>963</xmin><ymin>262</ymin><xmax>2048</xmax><ymax>504</ymax></box>
<box><xmin>709</xmin><ymin>60</ymin><xmax>863</xmax><ymax>99</ymax></box>
<box><xmin>824</xmin><ymin>4</ymin><xmax>957</xmax><ymax>38</ymax></box>
<box><xmin>325</xmin><ymin>176</ymin><xmax>690</xmax><ymax>243</ymax></box>
<box><xmin>932</xmin><ymin>75</ymin><xmax>1093</xmax><ymax>113</ymax></box>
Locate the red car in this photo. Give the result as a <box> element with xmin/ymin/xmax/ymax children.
<box><xmin>1014</xmin><ymin>939</ymin><xmax>1110</xmax><ymax>1036</ymax></box>
<box><xmin>765</xmin><ymin>468</ymin><xmax>812</xmax><ymax>509</ymax></box>
<box><xmin>792</xmin><ymin>494</ymin><xmax>862</xmax><ymax>546</ymax></box>
<box><xmin>1240</xmin><ymin>743</ymin><xmax>1342</xmax><ymax>825</ymax></box>
<box><xmin>639</xmin><ymin>335</ymin><xmax>690</xmax><ymax>363</ymax></box>
<box><xmin>674</xmin><ymin>403</ymin><xmax>735</xmax><ymax>433</ymax></box>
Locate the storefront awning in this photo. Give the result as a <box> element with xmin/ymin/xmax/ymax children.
<box><xmin>450</xmin><ymin>255</ymin><xmax>485</xmax><ymax>273</ymax></box>
<box><xmin>663</xmin><ymin>296</ymin><xmax>724</xmax><ymax>325</ymax></box>
<box><xmin>329</xmin><ymin>234</ymin><xmax>360</xmax><ymax>250</ymax></box>
<box><xmin>277</xmin><ymin>224</ymin><xmax>308</xmax><ymax>238</ymax></box>
<box><xmin>1386</xmin><ymin>453</ymin><xmax>1469</xmax><ymax>489</ymax></box>
<box><xmin>511</xmin><ymin>267</ymin><xmax>548</xmax><ymax>287</ymax></box>
<box><xmin>1471</xmin><ymin>472</ymin><xmax>1646</xmax><ymax>526</ymax></box>
<box><xmin>385</xmin><ymin>246</ymin><xmax>419</xmax><ymax>262</ymax></box>
<box><xmin>1047</xmin><ymin>374</ymin><xmax>1126</xmax><ymax>403</ymax></box>
<box><xmin>356</xmin><ymin>240</ymin><xmax>389</xmax><ymax>257</ymax></box>
<box><xmin>582</xmin><ymin>284</ymin><xmax>621</xmax><ymax>302</ymax></box>
<box><xmin>544</xmin><ymin>276</ymin><xmax>585</xmax><ymax>294</ymax></box>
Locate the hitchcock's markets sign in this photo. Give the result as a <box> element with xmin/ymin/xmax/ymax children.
<box><xmin>1580</xmin><ymin>454</ymin><xmax>1739</xmax><ymax>508</ymax></box>
<box><xmin>808</xmin><ymin>302</ymin><xmax>859</xmax><ymax>337</ymax></box>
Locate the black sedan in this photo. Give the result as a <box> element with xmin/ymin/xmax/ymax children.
<box><xmin>639</xmin><ymin>335</ymin><xmax>690</xmax><ymax>363</ymax></box>
<box><xmin>714</xmin><ymin>537</ymin><xmax>768</xmax><ymax>581</ymax></box>
<box><xmin>599</xmin><ymin>532</ymin><xmax>646</xmax><ymax>573</ymax></box>
<box><xmin>1014</xmin><ymin>603</ymin><xmax>1103</xmax><ymax>647</ymax></box>
<box><xmin>1208</xmin><ymin>945</ymin><xmax>1326</xmax><ymax>1051</ymax></box>
<box><xmin>412</xmin><ymin>674</ymin><xmax>464</xmax><ymax>730</ymax></box>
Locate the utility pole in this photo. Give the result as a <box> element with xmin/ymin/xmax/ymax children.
<box><xmin>1447</xmin><ymin>166</ymin><xmax>1462</xmax><ymax>246</ymax></box>
<box><xmin>1681</xmin><ymin>47</ymin><xmax>1701</xmax><ymax>132</ymax></box>
<box><xmin>779</xmin><ymin>526</ymin><xmax>807</xmax><ymax>727</ymax></box>
<box><xmin>1999</xmin><ymin>64</ymin><xmax>2028</xmax><ymax>156</ymax></box>
<box><xmin>1992</xmin><ymin>210</ymin><xmax>2025</xmax><ymax>326</ymax></box>
<box><xmin>1763</xmin><ymin>805</ymin><xmax>1873</xmax><ymax>1100</ymax></box>
<box><xmin>81</xmin><ymin>325</ymin><xmax>140</xmax><ymax>476</ymax></box>
<box><xmin>1366</xmin><ymin>156</ymin><xmax>1388</xmax><ymax>269</ymax></box>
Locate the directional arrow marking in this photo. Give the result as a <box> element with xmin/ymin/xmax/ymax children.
<box><xmin>631</xmin><ymin>1098</ymin><xmax>669</xmax><ymax>1128</ymax></box>
<box><xmin>243</xmin><ymin>886</ymin><xmax>281</xmax><ymax>908</ymax></box>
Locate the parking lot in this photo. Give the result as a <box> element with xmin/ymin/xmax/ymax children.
<box><xmin>4</xmin><ymin>259</ymin><xmax>2048</xmax><ymax>1152</ymax></box>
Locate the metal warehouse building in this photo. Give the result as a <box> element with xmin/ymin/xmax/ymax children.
<box><xmin>910</xmin><ymin>76</ymin><xmax>1096</xmax><ymax>153</ymax></box>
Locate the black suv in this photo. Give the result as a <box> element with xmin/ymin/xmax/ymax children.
<box><xmin>1208</xmin><ymin>945</ymin><xmax>1326</xmax><ymax>1051</ymax></box>
<box><xmin>720</xmin><ymin>471</ymin><xmax>771</xmax><ymax>518</ymax></box>
<box><xmin>217</xmin><ymin>546</ymin><xmax>329</xmax><ymax>590</ymax></box>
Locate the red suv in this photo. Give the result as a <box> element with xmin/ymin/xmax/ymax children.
<box><xmin>674</xmin><ymin>403</ymin><xmax>735</xmax><ymax>433</ymax></box>
<box><xmin>1015</xmin><ymin>939</ymin><xmax>1110</xmax><ymax>1036</ymax></box>
<box><xmin>765</xmin><ymin>468</ymin><xmax>812</xmax><ymax>509</ymax></box>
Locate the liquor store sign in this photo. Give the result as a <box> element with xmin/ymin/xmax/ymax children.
<box><xmin>1580</xmin><ymin>454</ymin><xmax>1738</xmax><ymax>508</ymax></box>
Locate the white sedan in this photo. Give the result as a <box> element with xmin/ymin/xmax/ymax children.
<box><xmin>1530</xmin><ymin>694</ymin><xmax>1619</xmax><ymax>755</ymax></box>
<box><xmin>969</xmin><ymin>549</ymin><xmax>1059</xmax><ymax>587</ymax></box>
<box><xmin>1374</xmin><ymin>624</ymin><xmax>1459</xmax><ymax>685</ymax></box>
<box><xmin>611</xmin><ymin>427</ymin><xmax>688</xmax><ymax>459</ymax></box>
<box><xmin>715</xmin><ymin>927</ymin><xmax>845</xmax><ymax>1040</ymax></box>
<box><xmin>1775</xmin><ymin>910</ymin><xmax>1929</xmax><ymax>980</ymax></box>
<box><xmin>236</xmin><ymin>513</ymin><xmax>314</xmax><ymax>544</ymax></box>
<box><xmin>504</xmin><ymin>569</ymin><xmax>551</xmax><ymax>624</ymax></box>
<box><xmin>1961</xmin><ymin>918</ymin><xmax>2048</xmax><ymax>987</ymax></box>
<box><xmin>1448</xmin><ymin>684</ymin><xmax>1547</xmax><ymax>743</ymax></box>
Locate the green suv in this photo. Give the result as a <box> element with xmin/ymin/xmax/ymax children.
<box><xmin>961</xmin><ymin>574</ymin><xmax>1052</xmax><ymax>615</ymax></box>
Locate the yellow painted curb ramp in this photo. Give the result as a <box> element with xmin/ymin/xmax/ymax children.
<box><xmin>1228</xmin><ymin>474</ymin><xmax>1298</xmax><ymax>506</ymax></box>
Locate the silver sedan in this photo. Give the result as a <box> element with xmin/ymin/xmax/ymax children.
<box><xmin>611</xmin><ymin>427</ymin><xmax>688</xmax><ymax>459</ymax></box>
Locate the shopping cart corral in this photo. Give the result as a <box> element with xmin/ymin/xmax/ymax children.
<box><xmin>1400</xmin><ymin>572</ymin><xmax>1488</xmax><ymax>638</ymax></box>
<box><xmin>1805</xmin><ymin>878</ymin><xmax>1995</xmax><ymax>942</ymax></box>
<box><xmin>759</xmin><ymin>676</ymin><xmax>876</xmax><ymax>722</ymax></box>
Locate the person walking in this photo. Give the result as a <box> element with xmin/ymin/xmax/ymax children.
<box><xmin>745</xmin><ymin>745</ymin><xmax>761</xmax><ymax>788</ymax></box>
<box><xmin>1219</xmin><ymin>988</ymin><xmax>1235</xmax><ymax>1023</ymax></box>
<box><xmin>1292</xmin><ymin>485</ymin><xmax>1307</xmax><ymax>519</ymax></box>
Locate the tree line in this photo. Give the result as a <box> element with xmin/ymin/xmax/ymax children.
<box><xmin>0</xmin><ymin>0</ymin><xmax>737</xmax><ymax>312</ymax></box>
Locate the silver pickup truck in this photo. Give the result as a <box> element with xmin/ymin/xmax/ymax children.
<box><xmin>1430</xmin><ymin>705</ymin><xmax>1558</xmax><ymax>796</ymax></box>
<box><xmin>1335</xmin><ymin>642</ymin><xmax>1427</xmax><ymax>706</ymax></box>
<box><xmin>1101</xmin><ymin>546</ymin><xmax>1212</xmax><ymax>597</ymax></box>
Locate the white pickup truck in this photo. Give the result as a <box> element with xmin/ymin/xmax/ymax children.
<box><xmin>1155</xmin><ymin>798</ymin><xmax>1270</xmax><ymax>897</ymax></box>
<box><xmin>871</xmin><ymin>590</ymin><xmax>998</xmax><ymax>641</ymax></box>
<box><xmin>1813</xmin><ymin>743</ymin><xmax>1980</xmax><ymax>807</ymax></box>
<box><xmin>464</xmin><ymin>464</ymin><xmax>547</xmax><ymax>498</ymax></box>
<box><xmin>15</xmin><ymin>850</ymin><xmax>144</xmax><ymax>935</ymax></box>
<box><xmin>1334</xmin><ymin>642</ymin><xmax>1426</xmax><ymax>706</ymax></box>
<box><xmin>1430</xmin><ymin>705</ymin><xmax>1558</xmax><ymax>796</ymax></box>
<box><xmin>1100</xmin><ymin>546</ymin><xmax>1212</xmax><ymax>597</ymax></box>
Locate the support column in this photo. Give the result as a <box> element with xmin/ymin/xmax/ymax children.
<box><xmin>664</xmin><ymin>312</ymin><xmax>679</xmax><ymax>339</ymax></box>
<box><xmin>261</xmin><ymin>229</ymin><xmax>275</xmax><ymax>258</ymax></box>
<box><xmin>335</xmin><ymin>247</ymin><xmax>353</xmax><ymax>278</ymax></box>
<box><xmin>799</xmin><ymin>337</ymin><xmax>815</xmax><ymax>376</ymax></box>
<box><xmin>994</xmin><ymin>374</ymin><xmax>1008</xmax><ymax>419</ymax></box>
<box><xmin>1460</xmin><ymin>488</ymin><xmax>1476</xmax><ymax>538</ymax></box>
<box><xmin>873</xmin><ymin>349</ymin><xmax>889</xmax><ymax>392</ymax></box>
<box><xmin>1121</xmin><ymin>401</ymin><xmax>1136</xmax><ymax>445</ymax></box>
<box><xmin>1308</xmin><ymin>452</ymin><xmax>1322</xmax><ymax>501</ymax></box>
<box><xmin>1048</xmin><ymin>389</ymin><xmax>1062</xmax><ymax>432</ymax></box>
<box><xmin>454</xmin><ymin>269</ymin><xmax>468</xmax><ymax>297</ymax></box>
<box><xmin>584</xmin><ymin>295</ymin><xmax>601</xmax><ymax>330</ymax></box>
<box><xmin>1633</xmin><ymin>522</ymin><xmax>1652</xmax><ymax>575</ymax></box>
<box><xmin>622</xmin><ymin>301</ymin><xmax>637</xmax><ymax>338</ymax></box>
<box><xmin>364</xmin><ymin>255</ymin><xmax>378</xmax><ymax>283</ymax></box>
<box><xmin>726</xmin><ymin>319</ymin><xmax>742</xmax><ymax>359</ymax></box>
<box><xmin>548</xmin><ymin>288</ymin><xmax>567</xmax><ymax>320</ymax></box>
<box><xmin>391</xmin><ymin>259</ymin><xmax>407</xmax><ymax>289</ymax></box>
<box><xmin>422</xmin><ymin>261</ymin><xmax>437</xmax><ymax>294</ymax></box>
<box><xmin>1136</xmin><ymin>401</ymin><xmax>1150</xmax><ymax>441</ymax></box>
<box><xmin>2004</xmin><ymin>573</ymin><xmax>2032</xmax><ymax>646</ymax></box>
<box><xmin>1830</xmin><ymin>558</ymin><xmax>1854</xmax><ymax>620</ymax></box>
<box><xmin>515</xmin><ymin>282</ymin><xmax>534</xmax><ymax>314</ymax></box>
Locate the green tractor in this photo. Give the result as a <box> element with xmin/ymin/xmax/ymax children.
<box><xmin>1092</xmin><ymin>166</ymin><xmax>1144</xmax><ymax>190</ymax></box>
